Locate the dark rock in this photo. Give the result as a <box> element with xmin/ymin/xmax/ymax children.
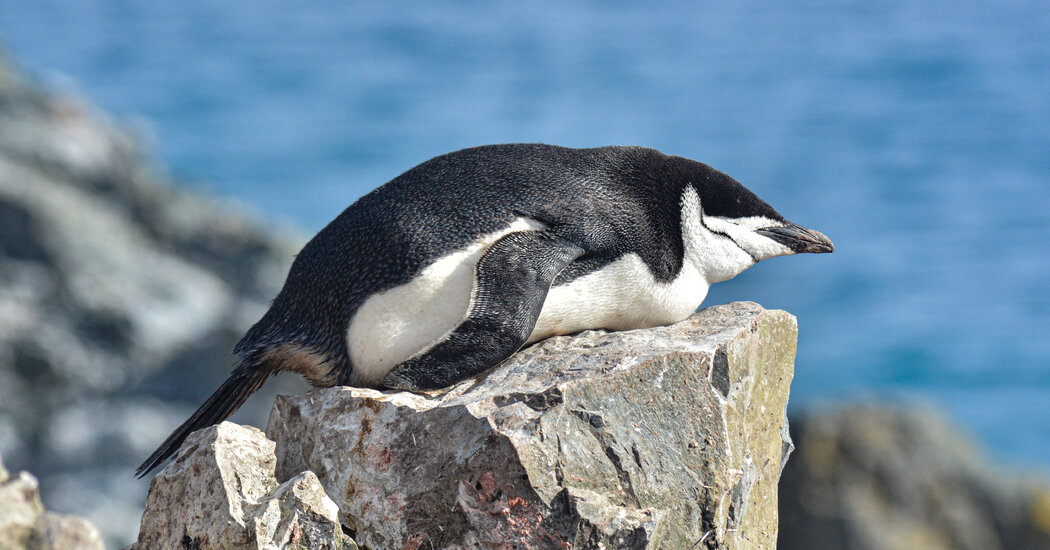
<box><xmin>778</xmin><ymin>404</ymin><xmax>1050</xmax><ymax>550</ymax></box>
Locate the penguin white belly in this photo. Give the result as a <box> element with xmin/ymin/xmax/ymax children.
<box><xmin>529</xmin><ymin>253</ymin><xmax>709</xmax><ymax>343</ymax></box>
<box><xmin>346</xmin><ymin>217</ymin><xmax>545</xmax><ymax>386</ymax></box>
<box><xmin>531</xmin><ymin>186</ymin><xmax>714</xmax><ymax>343</ymax></box>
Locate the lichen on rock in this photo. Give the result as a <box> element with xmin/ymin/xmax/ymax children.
<box><xmin>266</xmin><ymin>302</ymin><xmax>797</xmax><ymax>549</ymax></box>
<box><xmin>132</xmin><ymin>422</ymin><xmax>355</xmax><ymax>550</ymax></box>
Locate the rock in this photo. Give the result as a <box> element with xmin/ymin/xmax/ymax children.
<box><xmin>0</xmin><ymin>453</ymin><xmax>105</xmax><ymax>550</ymax></box>
<box><xmin>134</xmin><ymin>422</ymin><xmax>356</xmax><ymax>550</ymax></box>
<box><xmin>0</xmin><ymin>50</ymin><xmax>308</xmax><ymax>545</ymax></box>
<box><xmin>266</xmin><ymin>302</ymin><xmax>796</xmax><ymax>549</ymax></box>
<box><xmin>778</xmin><ymin>404</ymin><xmax>1050</xmax><ymax>550</ymax></box>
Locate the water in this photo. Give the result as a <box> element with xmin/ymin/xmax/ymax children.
<box><xmin>2</xmin><ymin>1</ymin><xmax>1048</xmax><ymax>465</ymax></box>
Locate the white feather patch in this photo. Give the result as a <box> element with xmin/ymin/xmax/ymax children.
<box><xmin>346</xmin><ymin>217</ymin><xmax>545</xmax><ymax>386</ymax></box>
<box><xmin>531</xmin><ymin>187</ymin><xmax>715</xmax><ymax>341</ymax></box>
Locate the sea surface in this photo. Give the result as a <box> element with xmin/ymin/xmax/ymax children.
<box><xmin>2</xmin><ymin>1</ymin><xmax>1049</xmax><ymax>465</ymax></box>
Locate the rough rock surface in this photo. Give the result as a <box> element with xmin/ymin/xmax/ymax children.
<box><xmin>0</xmin><ymin>50</ymin><xmax>307</xmax><ymax>545</ymax></box>
<box><xmin>778</xmin><ymin>404</ymin><xmax>1050</xmax><ymax>550</ymax></box>
<box><xmin>132</xmin><ymin>422</ymin><xmax>355</xmax><ymax>550</ymax></box>
<box><xmin>266</xmin><ymin>302</ymin><xmax>797</xmax><ymax>549</ymax></box>
<box><xmin>0</xmin><ymin>453</ymin><xmax>105</xmax><ymax>550</ymax></box>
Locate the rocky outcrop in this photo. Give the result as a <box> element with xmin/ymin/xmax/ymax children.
<box><xmin>0</xmin><ymin>51</ymin><xmax>306</xmax><ymax>545</ymax></box>
<box><xmin>127</xmin><ymin>303</ymin><xmax>795</xmax><ymax>549</ymax></box>
<box><xmin>264</xmin><ymin>302</ymin><xmax>797</xmax><ymax>549</ymax></box>
<box><xmin>130</xmin><ymin>423</ymin><xmax>355</xmax><ymax>550</ymax></box>
<box><xmin>0</xmin><ymin>453</ymin><xmax>105</xmax><ymax>550</ymax></box>
<box><xmin>778</xmin><ymin>404</ymin><xmax>1050</xmax><ymax>550</ymax></box>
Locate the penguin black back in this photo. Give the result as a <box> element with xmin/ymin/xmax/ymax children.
<box><xmin>137</xmin><ymin>144</ymin><xmax>832</xmax><ymax>477</ymax></box>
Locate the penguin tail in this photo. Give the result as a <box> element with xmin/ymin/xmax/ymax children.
<box><xmin>135</xmin><ymin>361</ymin><xmax>272</xmax><ymax>478</ymax></box>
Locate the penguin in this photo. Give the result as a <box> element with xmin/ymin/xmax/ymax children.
<box><xmin>136</xmin><ymin>143</ymin><xmax>832</xmax><ymax>476</ymax></box>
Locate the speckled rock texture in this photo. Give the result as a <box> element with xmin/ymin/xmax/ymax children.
<box><xmin>132</xmin><ymin>422</ymin><xmax>356</xmax><ymax>550</ymax></box>
<box><xmin>266</xmin><ymin>302</ymin><xmax>797</xmax><ymax>549</ymax></box>
<box><xmin>0</xmin><ymin>453</ymin><xmax>105</xmax><ymax>550</ymax></box>
<box><xmin>779</xmin><ymin>404</ymin><xmax>1050</xmax><ymax>550</ymax></box>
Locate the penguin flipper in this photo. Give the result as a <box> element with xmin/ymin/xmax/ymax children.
<box><xmin>382</xmin><ymin>230</ymin><xmax>585</xmax><ymax>391</ymax></box>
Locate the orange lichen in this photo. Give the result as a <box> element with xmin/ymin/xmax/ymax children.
<box><xmin>457</xmin><ymin>472</ymin><xmax>571</xmax><ymax>549</ymax></box>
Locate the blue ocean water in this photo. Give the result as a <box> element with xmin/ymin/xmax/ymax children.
<box><xmin>2</xmin><ymin>1</ymin><xmax>1048</xmax><ymax>465</ymax></box>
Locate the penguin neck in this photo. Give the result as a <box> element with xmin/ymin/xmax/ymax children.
<box><xmin>678</xmin><ymin>186</ymin><xmax>757</xmax><ymax>285</ymax></box>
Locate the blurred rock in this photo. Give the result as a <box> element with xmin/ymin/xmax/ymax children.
<box><xmin>0</xmin><ymin>453</ymin><xmax>105</xmax><ymax>550</ymax></box>
<box><xmin>0</xmin><ymin>51</ymin><xmax>307</xmax><ymax>545</ymax></box>
<box><xmin>267</xmin><ymin>302</ymin><xmax>797</xmax><ymax>549</ymax></box>
<box><xmin>779</xmin><ymin>404</ymin><xmax>1050</xmax><ymax>550</ymax></box>
<box><xmin>132</xmin><ymin>423</ymin><xmax>355</xmax><ymax>550</ymax></box>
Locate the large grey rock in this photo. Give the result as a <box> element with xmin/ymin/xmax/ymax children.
<box><xmin>0</xmin><ymin>453</ymin><xmax>105</xmax><ymax>550</ymax></box>
<box><xmin>0</xmin><ymin>51</ymin><xmax>308</xmax><ymax>545</ymax></box>
<box><xmin>778</xmin><ymin>404</ymin><xmax>1050</xmax><ymax>550</ymax></box>
<box><xmin>134</xmin><ymin>422</ymin><xmax>355</xmax><ymax>550</ymax></box>
<box><xmin>267</xmin><ymin>302</ymin><xmax>797</xmax><ymax>549</ymax></box>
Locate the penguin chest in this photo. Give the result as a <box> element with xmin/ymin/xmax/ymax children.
<box><xmin>529</xmin><ymin>253</ymin><xmax>710</xmax><ymax>343</ymax></box>
<box><xmin>530</xmin><ymin>187</ymin><xmax>715</xmax><ymax>342</ymax></box>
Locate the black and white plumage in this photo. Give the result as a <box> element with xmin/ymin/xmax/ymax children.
<box><xmin>136</xmin><ymin>143</ymin><xmax>832</xmax><ymax>476</ymax></box>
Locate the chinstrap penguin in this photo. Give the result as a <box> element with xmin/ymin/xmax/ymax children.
<box><xmin>136</xmin><ymin>143</ymin><xmax>833</xmax><ymax>476</ymax></box>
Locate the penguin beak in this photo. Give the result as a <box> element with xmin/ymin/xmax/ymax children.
<box><xmin>756</xmin><ymin>222</ymin><xmax>834</xmax><ymax>254</ymax></box>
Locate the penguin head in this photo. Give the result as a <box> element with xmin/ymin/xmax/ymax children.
<box><xmin>681</xmin><ymin>161</ymin><xmax>833</xmax><ymax>282</ymax></box>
